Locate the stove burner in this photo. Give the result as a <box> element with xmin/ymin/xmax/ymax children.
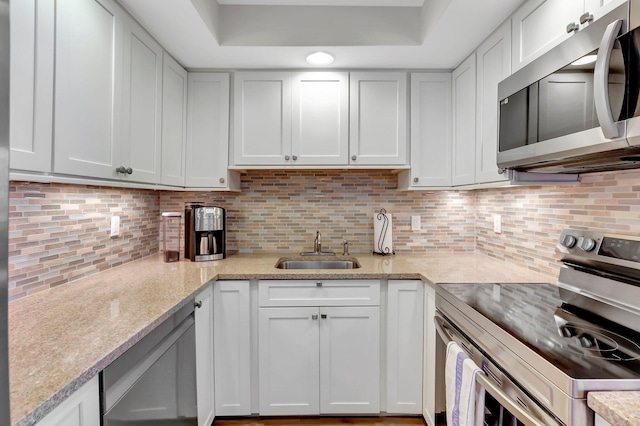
<box><xmin>559</xmin><ymin>323</ymin><xmax>640</xmax><ymax>361</ymax></box>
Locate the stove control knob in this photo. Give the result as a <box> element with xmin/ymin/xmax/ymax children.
<box><xmin>579</xmin><ymin>334</ymin><xmax>595</xmax><ymax>348</ymax></box>
<box><xmin>579</xmin><ymin>237</ymin><xmax>597</xmax><ymax>252</ymax></box>
<box><xmin>560</xmin><ymin>234</ymin><xmax>577</xmax><ymax>248</ymax></box>
<box><xmin>559</xmin><ymin>325</ymin><xmax>577</xmax><ymax>338</ymax></box>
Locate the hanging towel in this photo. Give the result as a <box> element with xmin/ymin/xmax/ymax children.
<box><xmin>445</xmin><ymin>341</ymin><xmax>486</xmax><ymax>426</ymax></box>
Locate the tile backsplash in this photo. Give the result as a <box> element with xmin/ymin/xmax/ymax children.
<box><xmin>8</xmin><ymin>168</ymin><xmax>640</xmax><ymax>300</ymax></box>
<box><xmin>8</xmin><ymin>182</ymin><xmax>159</xmax><ymax>300</ymax></box>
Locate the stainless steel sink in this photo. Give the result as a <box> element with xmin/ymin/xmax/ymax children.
<box><xmin>275</xmin><ymin>258</ymin><xmax>361</xmax><ymax>269</ymax></box>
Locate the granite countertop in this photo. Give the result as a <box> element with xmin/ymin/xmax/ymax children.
<box><xmin>8</xmin><ymin>251</ymin><xmax>554</xmax><ymax>425</ymax></box>
<box><xmin>588</xmin><ymin>392</ymin><xmax>640</xmax><ymax>426</ymax></box>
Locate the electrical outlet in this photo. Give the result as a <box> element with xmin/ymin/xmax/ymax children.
<box><xmin>493</xmin><ymin>215</ymin><xmax>502</xmax><ymax>234</ymax></box>
<box><xmin>411</xmin><ymin>215</ymin><xmax>421</xmax><ymax>231</ymax></box>
<box><xmin>110</xmin><ymin>215</ymin><xmax>120</xmax><ymax>237</ymax></box>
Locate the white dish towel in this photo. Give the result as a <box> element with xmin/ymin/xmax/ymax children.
<box><xmin>445</xmin><ymin>341</ymin><xmax>486</xmax><ymax>426</ymax></box>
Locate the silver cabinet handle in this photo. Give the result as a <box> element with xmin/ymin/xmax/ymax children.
<box><xmin>312</xmin><ymin>314</ymin><xmax>318</xmax><ymax>320</ymax></box>
<box><xmin>194</xmin><ymin>301</ymin><xmax>202</xmax><ymax>309</ymax></box>
<box><xmin>292</xmin><ymin>155</ymin><xmax>298</xmax><ymax>161</ymax></box>
<box><xmin>321</xmin><ymin>314</ymin><xmax>327</xmax><ymax>319</ymax></box>
<box><xmin>351</xmin><ymin>155</ymin><xmax>356</xmax><ymax>161</ymax></box>
<box><xmin>316</xmin><ymin>282</ymin><xmax>322</xmax><ymax>287</ymax></box>
<box><xmin>413</xmin><ymin>177</ymin><xmax>418</xmax><ymax>183</ymax></box>
<box><xmin>285</xmin><ymin>155</ymin><xmax>290</xmax><ymax>161</ymax></box>
<box><xmin>219</xmin><ymin>177</ymin><xmax>225</xmax><ymax>184</ymax></box>
<box><xmin>566</xmin><ymin>22</ymin><xmax>579</xmax><ymax>33</ymax></box>
<box><xmin>116</xmin><ymin>166</ymin><xmax>127</xmax><ymax>174</ymax></box>
<box><xmin>594</xmin><ymin>19</ymin><xmax>623</xmax><ymax>139</ymax></box>
<box><xmin>580</xmin><ymin>12</ymin><xmax>594</xmax><ymax>25</ymax></box>
<box><xmin>126</xmin><ymin>167</ymin><xmax>133</xmax><ymax>175</ymax></box>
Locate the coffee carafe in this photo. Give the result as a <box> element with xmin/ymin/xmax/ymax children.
<box><xmin>185</xmin><ymin>205</ymin><xmax>226</xmax><ymax>261</ymax></box>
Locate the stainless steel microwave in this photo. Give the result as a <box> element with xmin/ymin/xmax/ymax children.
<box><xmin>497</xmin><ymin>1</ymin><xmax>640</xmax><ymax>174</ymax></box>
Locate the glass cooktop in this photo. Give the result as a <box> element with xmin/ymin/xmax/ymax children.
<box><xmin>437</xmin><ymin>282</ymin><xmax>640</xmax><ymax>381</ymax></box>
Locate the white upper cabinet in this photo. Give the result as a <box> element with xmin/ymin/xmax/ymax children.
<box><xmin>10</xmin><ymin>0</ymin><xmax>54</xmax><ymax>173</ymax></box>
<box><xmin>475</xmin><ymin>21</ymin><xmax>511</xmax><ymax>184</ymax></box>
<box><xmin>233</xmin><ymin>72</ymin><xmax>292</xmax><ymax>166</ymax></box>
<box><xmin>160</xmin><ymin>53</ymin><xmax>188</xmax><ymax>186</ymax></box>
<box><xmin>292</xmin><ymin>72</ymin><xmax>349</xmax><ymax>165</ymax></box>
<box><xmin>408</xmin><ymin>73</ymin><xmax>452</xmax><ymax>187</ymax></box>
<box><xmin>120</xmin><ymin>17</ymin><xmax>163</xmax><ymax>184</ymax></box>
<box><xmin>452</xmin><ymin>54</ymin><xmax>477</xmax><ymax>186</ymax></box>
<box><xmin>511</xmin><ymin>0</ymin><xmax>625</xmax><ymax>72</ymax></box>
<box><xmin>350</xmin><ymin>72</ymin><xmax>408</xmax><ymax>166</ymax></box>
<box><xmin>186</xmin><ymin>73</ymin><xmax>233</xmax><ymax>188</ymax></box>
<box><xmin>53</xmin><ymin>0</ymin><xmax>124</xmax><ymax>180</ymax></box>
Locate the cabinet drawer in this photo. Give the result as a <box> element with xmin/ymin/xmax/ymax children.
<box><xmin>258</xmin><ymin>280</ymin><xmax>380</xmax><ymax>307</ymax></box>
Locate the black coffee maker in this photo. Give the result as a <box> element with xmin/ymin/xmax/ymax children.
<box><xmin>185</xmin><ymin>204</ymin><xmax>226</xmax><ymax>261</ymax></box>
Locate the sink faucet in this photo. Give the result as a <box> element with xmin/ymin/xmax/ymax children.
<box><xmin>343</xmin><ymin>239</ymin><xmax>349</xmax><ymax>256</ymax></box>
<box><xmin>314</xmin><ymin>230</ymin><xmax>322</xmax><ymax>254</ymax></box>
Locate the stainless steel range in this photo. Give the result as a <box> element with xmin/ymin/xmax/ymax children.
<box><xmin>435</xmin><ymin>228</ymin><xmax>640</xmax><ymax>426</ymax></box>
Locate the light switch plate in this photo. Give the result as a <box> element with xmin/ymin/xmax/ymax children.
<box><xmin>411</xmin><ymin>215</ymin><xmax>421</xmax><ymax>231</ymax></box>
<box><xmin>493</xmin><ymin>215</ymin><xmax>502</xmax><ymax>234</ymax></box>
<box><xmin>110</xmin><ymin>215</ymin><xmax>120</xmax><ymax>237</ymax></box>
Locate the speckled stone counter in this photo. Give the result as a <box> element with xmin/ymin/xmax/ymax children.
<box><xmin>9</xmin><ymin>252</ymin><xmax>554</xmax><ymax>426</ymax></box>
<box><xmin>588</xmin><ymin>392</ymin><xmax>640</xmax><ymax>426</ymax></box>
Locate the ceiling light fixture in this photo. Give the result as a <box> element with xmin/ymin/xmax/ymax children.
<box><xmin>571</xmin><ymin>55</ymin><xmax>598</xmax><ymax>66</ymax></box>
<box><xmin>306</xmin><ymin>51</ymin><xmax>334</xmax><ymax>66</ymax></box>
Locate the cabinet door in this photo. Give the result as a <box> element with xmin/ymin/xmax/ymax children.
<box><xmin>161</xmin><ymin>53</ymin><xmax>187</xmax><ymax>186</ymax></box>
<box><xmin>511</xmin><ymin>0</ymin><xmax>581</xmax><ymax>72</ymax></box>
<box><xmin>186</xmin><ymin>73</ymin><xmax>230</xmax><ymax>187</ymax></box>
<box><xmin>350</xmin><ymin>72</ymin><xmax>407</xmax><ymax>166</ymax></box>
<box><xmin>53</xmin><ymin>0</ymin><xmax>124</xmax><ymax>179</ymax></box>
<box><xmin>234</xmin><ymin>72</ymin><xmax>292</xmax><ymax>166</ymax></box>
<box><xmin>387</xmin><ymin>281</ymin><xmax>424</xmax><ymax>415</ymax></box>
<box><xmin>584</xmin><ymin>0</ymin><xmax>626</xmax><ymax>23</ymax></box>
<box><xmin>259</xmin><ymin>307</ymin><xmax>320</xmax><ymax>415</ymax></box>
<box><xmin>10</xmin><ymin>0</ymin><xmax>53</xmax><ymax>172</ymax></box>
<box><xmin>475</xmin><ymin>21</ymin><xmax>511</xmax><ymax>184</ymax></box>
<box><xmin>291</xmin><ymin>72</ymin><xmax>349</xmax><ymax>165</ymax></box>
<box><xmin>410</xmin><ymin>73</ymin><xmax>452</xmax><ymax>187</ymax></box>
<box><xmin>195</xmin><ymin>284</ymin><xmax>215</xmax><ymax>426</ymax></box>
<box><xmin>214</xmin><ymin>280</ymin><xmax>251</xmax><ymax>416</ymax></box>
<box><xmin>452</xmin><ymin>54</ymin><xmax>477</xmax><ymax>186</ymax></box>
<box><xmin>320</xmin><ymin>306</ymin><xmax>380</xmax><ymax>414</ymax></box>
<box><xmin>35</xmin><ymin>376</ymin><xmax>100</xmax><ymax>426</ymax></box>
<box><xmin>120</xmin><ymin>19</ymin><xmax>163</xmax><ymax>184</ymax></box>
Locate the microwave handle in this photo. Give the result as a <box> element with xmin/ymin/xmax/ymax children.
<box><xmin>594</xmin><ymin>19</ymin><xmax>623</xmax><ymax>139</ymax></box>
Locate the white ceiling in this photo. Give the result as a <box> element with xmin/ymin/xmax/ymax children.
<box><xmin>118</xmin><ymin>0</ymin><xmax>526</xmax><ymax>70</ymax></box>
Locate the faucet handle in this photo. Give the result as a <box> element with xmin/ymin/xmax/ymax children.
<box><xmin>343</xmin><ymin>239</ymin><xmax>349</xmax><ymax>256</ymax></box>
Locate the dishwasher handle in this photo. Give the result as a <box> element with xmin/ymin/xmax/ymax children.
<box><xmin>104</xmin><ymin>314</ymin><xmax>195</xmax><ymax>412</ymax></box>
<box><xmin>433</xmin><ymin>312</ymin><xmax>547</xmax><ymax>426</ymax></box>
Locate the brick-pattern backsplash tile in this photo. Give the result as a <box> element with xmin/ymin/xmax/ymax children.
<box><xmin>8</xmin><ymin>182</ymin><xmax>159</xmax><ymax>300</ymax></box>
<box><xmin>475</xmin><ymin>169</ymin><xmax>640</xmax><ymax>277</ymax></box>
<box><xmin>9</xmin><ymin>168</ymin><xmax>640</xmax><ymax>301</ymax></box>
<box><xmin>159</xmin><ymin>170</ymin><xmax>477</xmax><ymax>255</ymax></box>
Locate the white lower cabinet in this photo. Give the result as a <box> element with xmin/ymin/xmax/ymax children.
<box><xmin>195</xmin><ymin>284</ymin><xmax>215</xmax><ymax>426</ymax></box>
<box><xmin>213</xmin><ymin>280</ymin><xmax>252</xmax><ymax>416</ymax></box>
<box><xmin>594</xmin><ymin>413</ymin><xmax>613</xmax><ymax>426</ymax></box>
<box><xmin>386</xmin><ymin>280</ymin><xmax>424</xmax><ymax>414</ymax></box>
<box><xmin>35</xmin><ymin>376</ymin><xmax>100</xmax><ymax>426</ymax></box>
<box><xmin>422</xmin><ymin>283</ymin><xmax>445</xmax><ymax>426</ymax></box>
<box><xmin>258</xmin><ymin>280</ymin><xmax>381</xmax><ymax>416</ymax></box>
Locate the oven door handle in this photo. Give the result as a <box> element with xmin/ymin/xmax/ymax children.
<box><xmin>434</xmin><ymin>314</ymin><xmax>547</xmax><ymax>426</ymax></box>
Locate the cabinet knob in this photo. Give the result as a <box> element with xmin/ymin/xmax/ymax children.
<box><xmin>316</xmin><ymin>282</ymin><xmax>322</xmax><ymax>287</ymax></box>
<box><xmin>285</xmin><ymin>155</ymin><xmax>290</xmax><ymax>161</ymax></box>
<box><xmin>126</xmin><ymin>167</ymin><xmax>133</xmax><ymax>175</ymax></box>
<box><xmin>194</xmin><ymin>301</ymin><xmax>202</xmax><ymax>309</ymax></box>
<box><xmin>566</xmin><ymin>22</ymin><xmax>579</xmax><ymax>33</ymax></box>
<box><xmin>351</xmin><ymin>155</ymin><xmax>357</xmax><ymax>161</ymax></box>
<box><xmin>116</xmin><ymin>166</ymin><xmax>127</xmax><ymax>174</ymax></box>
<box><xmin>292</xmin><ymin>155</ymin><xmax>298</xmax><ymax>161</ymax></box>
<box><xmin>413</xmin><ymin>177</ymin><xmax>419</xmax><ymax>183</ymax></box>
<box><xmin>580</xmin><ymin>12</ymin><xmax>594</xmax><ymax>25</ymax></box>
<box><xmin>321</xmin><ymin>314</ymin><xmax>327</xmax><ymax>319</ymax></box>
<box><xmin>219</xmin><ymin>177</ymin><xmax>225</xmax><ymax>184</ymax></box>
<box><xmin>312</xmin><ymin>314</ymin><xmax>318</xmax><ymax>320</ymax></box>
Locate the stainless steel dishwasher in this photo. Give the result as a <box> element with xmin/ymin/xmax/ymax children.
<box><xmin>101</xmin><ymin>300</ymin><xmax>197</xmax><ymax>426</ymax></box>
